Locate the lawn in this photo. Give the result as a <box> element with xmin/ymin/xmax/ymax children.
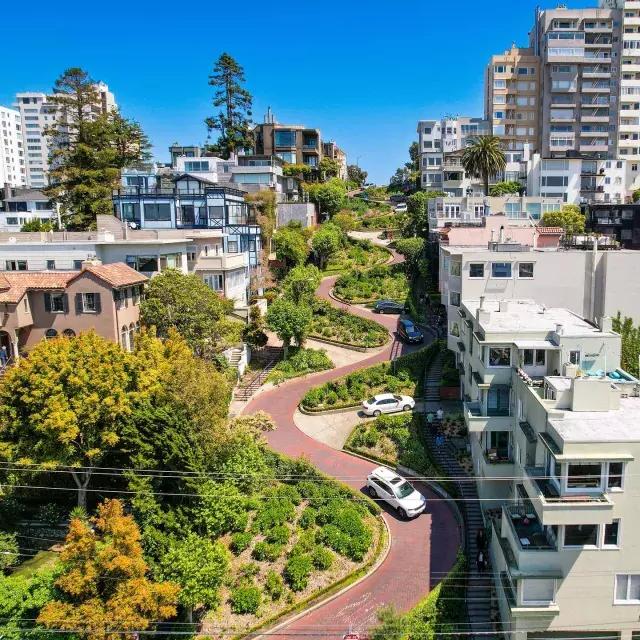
<box><xmin>267</xmin><ymin>347</ymin><xmax>334</xmax><ymax>385</ymax></box>
<box><xmin>323</xmin><ymin>239</ymin><xmax>389</xmax><ymax>276</ymax></box>
<box><xmin>308</xmin><ymin>299</ymin><xmax>389</xmax><ymax>349</ymax></box>
<box><xmin>334</xmin><ymin>264</ymin><xmax>410</xmax><ymax>304</ymax></box>
<box><xmin>301</xmin><ymin>342</ymin><xmax>442</xmax><ymax>412</ymax></box>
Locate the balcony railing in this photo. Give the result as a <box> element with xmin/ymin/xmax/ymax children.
<box><xmin>504</xmin><ymin>505</ymin><xmax>557</xmax><ymax>550</ymax></box>
<box><xmin>525</xmin><ymin>467</ymin><xmax>611</xmax><ymax>504</ymax></box>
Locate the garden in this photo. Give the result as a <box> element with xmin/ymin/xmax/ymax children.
<box><xmin>267</xmin><ymin>347</ymin><xmax>334</xmax><ymax>384</ymax></box>
<box><xmin>359</xmin><ymin>212</ymin><xmax>407</xmax><ymax>231</ymax></box>
<box><xmin>308</xmin><ymin>298</ymin><xmax>389</xmax><ymax>349</ymax></box>
<box><xmin>301</xmin><ymin>342</ymin><xmax>442</xmax><ymax>412</ymax></box>
<box><xmin>333</xmin><ymin>264</ymin><xmax>410</xmax><ymax>304</ymax></box>
<box><xmin>322</xmin><ymin>238</ymin><xmax>390</xmax><ymax>275</ymax></box>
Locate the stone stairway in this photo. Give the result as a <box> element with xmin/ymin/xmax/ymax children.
<box><xmin>422</xmin><ymin>355</ymin><xmax>494</xmax><ymax>637</ymax></box>
<box><xmin>233</xmin><ymin>346</ymin><xmax>284</xmax><ymax>401</ymax></box>
<box><xmin>227</xmin><ymin>347</ymin><xmax>244</xmax><ymax>372</ymax></box>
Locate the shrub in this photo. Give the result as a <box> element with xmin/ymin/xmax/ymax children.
<box><xmin>299</xmin><ymin>507</ymin><xmax>317</xmax><ymax>529</ymax></box>
<box><xmin>267</xmin><ymin>347</ymin><xmax>334</xmax><ymax>384</ymax></box>
<box><xmin>284</xmin><ymin>554</ymin><xmax>313</xmax><ymax>592</ymax></box>
<box><xmin>230</xmin><ymin>532</ymin><xmax>253</xmax><ymax>555</ymax></box>
<box><xmin>288</xmin><ymin>529</ymin><xmax>317</xmax><ymax>558</ymax></box>
<box><xmin>265</xmin><ymin>524</ymin><xmax>290</xmax><ymax>545</ymax></box>
<box><xmin>265</xmin><ymin>570</ymin><xmax>285</xmax><ymax>601</ymax></box>
<box><xmin>252</xmin><ymin>542</ymin><xmax>284</xmax><ymax>562</ymax></box>
<box><xmin>312</xmin><ymin>546</ymin><xmax>334</xmax><ymax>570</ymax></box>
<box><xmin>230</xmin><ymin>586</ymin><xmax>262</xmax><ymax>614</ymax></box>
<box><xmin>238</xmin><ymin>562</ymin><xmax>260</xmax><ymax>580</ymax></box>
<box><xmin>334</xmin><ymin>264</ymin><xmax>409</xmax><ymax>304</ymax></box>
<box><xmin>316</xmin><ymin>506</ymin><xmax>373</xmax><ymax>561</ymax></box>
<box><xmin>253</xmin><ymin>499</ymin><xmax>296</xmax><ymax>532</ymax></box>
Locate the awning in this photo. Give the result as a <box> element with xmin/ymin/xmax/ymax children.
<box><xmin>513</xmin><ymin>340</ymin><xmax>560</xmax><ymax>350</ymax></box>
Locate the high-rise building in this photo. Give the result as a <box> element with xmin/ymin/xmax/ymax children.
<box><xmin>0</xmin><ymin>106</ymin><xmax>26</xmax><ymax>188</ymax></box>
<box><xmin>14</xmin><ymin>82</ymin><xmax>116</xmax><ymax>188</ymax></box>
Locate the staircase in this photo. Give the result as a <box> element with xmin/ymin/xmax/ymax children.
<box><xmin>227</xmin><ymin>347</ymin><xmax>244</xmax><ymax>372</ymax></box>
<box><xmin>422</xmin><ymin>356</ymin><xmax>494</xmax><ymax>637</ymax></box>
<box><xmin>233</xmin><ymin>346</ymin><xmax>284</xmax><ymax>401</ymax></box>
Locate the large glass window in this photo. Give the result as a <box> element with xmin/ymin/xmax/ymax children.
<box><xmin>127</xmin><ymin>255</ymin><xmax>157</xmax><ymax>273</ymax></box>
<box><xmin>491</xmin><ymin>262</ymin><xmax>512</xmax><ymax>278</ymax></box>
<box><xmin>564</xmin><ymin>524</ymin><xmax>598</xmax><ymax>547</ymax></box>
<box><xmin>567</xmin><ymin>463</ymin><xmax>602</xmax><ymax>489</ymax></box>
<box><xmin>487</xmin><ymin>385</ymin><xmax>510</xmax><ymax>416</ymax></box>
<box><xmin>489</xmin><ymin>348</ymin><xmax>511</xmax><ymax>367</ymax></box>
<box><xmin>184</xmin><ymin>161</ymin><xmax>209</xmax><ymax>172</ymax></box>
<box><xmin>469</xmin><ymin>263</ymin><xmax>484</xmax><ymax>278</ymax></box>
<box><xmin>121</xmin><ymin>203</ymin><xmax>140</xmax><ymax>222</ymax></box>
<box><xmin>274</xmin><ymin>130</ymin><xmax>296</xmax><ymax>147</ymax></box>
<box><xmin>235</xmin><ymin>173</ymin><xmax>271</xmax><ymax>184</ymax></box>
<box><xmin>519</xmin><ymin>263</ymin><xmax>535</xmax><ymax>278</ymax></box>
<box><xmin>144</xmin><ymin>203</ymin><xmax>171</xmax><ymax>221</ymax></box>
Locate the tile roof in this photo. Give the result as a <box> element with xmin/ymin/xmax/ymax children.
<box><xmin>76</xmin><ymin>263</ymin><xmax>148</xmax><ymax>288</ymax></box>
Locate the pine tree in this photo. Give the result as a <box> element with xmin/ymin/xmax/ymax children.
<box><xmin>205</xmin><ymin>53</ymin><xmax>254</xmax><ymax>159</ymax></box>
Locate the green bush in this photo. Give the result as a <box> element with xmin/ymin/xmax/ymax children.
<box><xmin>230</xmin><ymin>532</ymin><xmax>253</xmax><ymax>555</ymax></box>
<box><xmin>268</xmin><ymin>347</ymin><xmax>334</xmax><ymax>384</ymax></box>
<box><xmin>252</xmin><ymin>542</ymin><xmax>284</xmax><ymax>562</ymax></box>
<box><xmin>299</xmin><ymin>507</ymin><xmax>317</xmax><ymax>529</ymax></box>
<box><xmin>265</xmin><ymin>570</ymin><xmax>285</xmax><ymax>600</ymax></box>
<box><xmin>316</xmin><ymin>505</ymin><xmax>372</xmax><ymax>562</ymax></box>
<box><xmin>334</xmin><ymin>264</ymin><xmax>409</xmax><ymax>303</ymax></box>
<box><xmin>238</xmin><ymin>562</ymin><xmax>260</xmax><ymax>579</ymax></box>
<box><xmin>253</xmin><ymin>499</ymin><xmax>296</xmax><ymax>532</ymax></box>
<box><xmin>284</xmin><ymin>554</ymin><xmax>314</xmax><ymax>592</ymax></box>
<box><xmin>312</xmin><ymin>546</ymin><xmax>334</xmax><ymax>570</ymax></box>
<box><xmin>265</xmin><ymin>524</ymin><xmax>290</xmax><ymax>545</ymax></box>
<box><xmin>230</xmin><ymin>585</ymin><xmax>262</xmax><ymax>614</ymax></box>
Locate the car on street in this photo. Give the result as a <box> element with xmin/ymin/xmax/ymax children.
<box><xmin>362</xmin><ymin>393</ymin><xmax>415</xmax><ymax>417</ymax></box>
<box><xmin>398</xmin><ymin>318</ymin><xmax>424</xmax><ymax>344</ymax></box>
<box><xmin>373</xmin><ymin>300</ymin><xmax>406</xmax><ymax>314</ymax></box>
<box><xmin>394</xmin><ymin>203</ymin><xmax>408</xmax><ymax>212</ymax></box>
<box><xmin>366</xmin><ymin>466</ymin><xmax>427</xmax><ymax>519</ymax></box>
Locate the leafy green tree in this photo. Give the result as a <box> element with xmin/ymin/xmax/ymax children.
<box><xmin>243</xmin><ymin>305</ymin><xmax>268</xmax><ymax>348</ymax></box>
<box><xmin>462</xmin><ymin>135</ymin><xmax>507</xmax><ymax>196</ymax></box>
<box><xmin>347</xmin><ymin>165</ymin><xmax>367</xmax><ymax>187</ymax></box>
<box><xmin>408</xmin><ymin>141</ymin><xmax>420</xmax><ymax>172</ymax></box>
<box><xmin>159</xmin><ymin>533</ymin><xmax>229</xmax><ymax>623</ymax></box>
<box><xmin>283</xmin><ymin>264</ymin><xmax>322</xmax><ymax>304</ymax></box>
<box><xmin>140</xmin><ymin>269</ymin><xmax>238</xmax><ymax>358</ymax></box>
<box><xmin>319</xmin><ymin>157</ymin><xmax>342</xmax><ymax>179</ymax></box>
<box><xmin>311</xmin><ymin>223</ymin><xmax>344</xmax><ymax>269</ymax></box>
<box><xmin>37</xmin><ymin>499</ymin><xmax>178</xmax><ymax>639</ymax></box>
<box><xmin>305</xmin><ymin>179</ymin><xmax>347</xmax><ymax>216</ymax></box>
<box><xmin>205</xmin><ymin>53</ymin><xmax>253</xmax><ymax>158</ymax></box>
<box><xmin>541</xmin><ymin>204</ymin><xmax>585</xmax><ymax>237</ymax></box>
<box><xmin>0</xmin><ymin>532</ymin><xmax>19</xmax><ymax>570</ymax></box>
<box><xmin>394</xmin><ymin>237</ymin><xmax>425</xmax><ymax>276</ymax></box>
<box><xmin>20</xmin><ymin>219</ymin><xmax>56</xmax><ymax>232</ymax></box>
<box><xmin>613</xmin><ymin>313</ymin><xmax>640</xmax><ymax>377</ymax></box>
<box><xmin>332</xmin><ymin>211</ymin><xmax>358</xmax><ymax>232</ymax></box>
<box><xmin>489</xmin><ymin>180</ymin><xmax>522</xmax><ymax>196</ymax></box>
<box><xmin>283</xmin><ymin>163</ymin><xmax>314</xmax><ymax>180</ymax></box>
<box><xmin>273</xmin><ymin>222</ymin><xmax>310</xmax><ymax>268</ymax></box>
<box><xmin>266</xmin><ymin>298</ymin><xmax>313</xmax><ymax>358</ymax></box>
<box><xmin>403</xmin><ymin>191</ymin><xmax>444</xmax><ymax>238</ymax></box>
<box><xmin>633</xmin><ymin>188</ymin><xmax>640</xmax><ymax>203</ymax></box>
<box><xmin>0</xmin><ymin>332</ymin><xmax>137</xmax><ymax>508</ymax></box>
<box><xmin>44</xmin><ymin>68</ymin><xmax>150</xmax><ymax>230</ymax></box>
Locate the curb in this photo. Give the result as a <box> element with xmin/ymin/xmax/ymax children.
<box><xmin>249</xmin><ymin>515</ymin><xmax>391</xmax><ymax>640</ymax></box>
<box><xmin>307</xmin><ymin>334</ymin><xmax>387</xmax><ymax>353</ymax></box>
<box><xmin>298</xmin><ymin>403</ymin><xmax>362</xmax><ymax>416</ymax></box>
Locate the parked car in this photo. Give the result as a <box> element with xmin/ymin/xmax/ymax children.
<box><xmin>373</xmin><ymin>300</ymin><xmax>406</xmax><ymax>314</ymax></box>
<box><xmin>366</xmin><ymin>466</ymin><xmax>427</xmax><ymax>519</ymax></box>
<box><xmin>394</xmin><ymin>203</ymin><xmax>408</xmax><ymax>212</ymax></box>
<box><xmin>398</xmin><ymin>318</ymin><xmax>424</xmax><ymax>344</ymax></box>
<box><xmin>362</xmin><ymin>393</ymin><xmax>415</xmax><ymax>417</ymax></box>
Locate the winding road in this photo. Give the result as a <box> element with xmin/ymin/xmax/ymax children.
<box><xmin>243</xmin><ymin>252</ymin><xmax>461</xmax><ymax>639</ymax></box>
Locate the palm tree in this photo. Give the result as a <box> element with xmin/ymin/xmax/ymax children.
<box><xmin>462</xmin><ymin>136</ymin><xmax>507</xmax><ymax>196</ymax></box>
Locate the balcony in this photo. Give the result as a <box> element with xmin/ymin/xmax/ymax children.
<box><xmin>194</xmin><ymin>253</ymin><xmax>249</xmax><ymax>271</ymax></box>
<box><xmin>463</xmin><ymin>401</ymin><xmax>513</xmax><ymax>433</ymax></box>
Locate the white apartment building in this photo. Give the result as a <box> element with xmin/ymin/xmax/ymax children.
<box><xmin>0</xmin><ymin>107</ymin><xmax>25</xmax><ymax>188</ymax></box>
<box><xmin>455</xmin><ymin>297</ymin><xmax>640</xmax><ymax>639</ymax></box>
<box><xmin>14</xmin><ymin>83</ymin><xmax>116</xmax><ymax>188</ymax></box>
<box><xmin>0</xmin><ymin>187</ymin><xmax>58</xmax><ymax>231</ymax></box>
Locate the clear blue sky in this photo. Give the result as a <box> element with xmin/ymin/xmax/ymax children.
<box><xmin>1</xmin><ymin>0</ymin><xmax>594</xmax><ymax>184</ymax></box>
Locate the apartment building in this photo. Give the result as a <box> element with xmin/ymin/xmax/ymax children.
<box><xmin>14</xmin><ymin>83</ymin><xmax>116</xmax><ymax>188</ymax></box>
<box><xmin>584</xmin><ymin>201</ymin><xmax>640</xmax><ymax>248</ymax></box>
<box><xmin>417</xmin><ymin>117</ymin><xmax>491</xmax><ymax>194</ymax></box>
<box><xmin>0</xmin><ymin>187</ymin><xmax>58</xmax><ymax>231</ymax></box>
<box><xmin>456</xmin><ymin>297</ymin><xmax>640</xmax><ymax>639</ymax></box>
<box><xmin>0</xmin><ymin>107</ymin><xmax>25</xmax><ymax>188</ymax></box>
<box><xmin>322</xmin><ymin>141</ymin><xmax>348</xmax><ymax>180</ymax></box>
<box><xmin>0</xmin><ymin>260</ymin><xmax>146</xmax><ymax>361</ymax></box>
<box><xmin>485</xmin><ymin>45</ymin><xmax>541</xmax><ymax>153</ymax></box>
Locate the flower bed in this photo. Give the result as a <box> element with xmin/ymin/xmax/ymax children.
<box><xmin>308</xmin><ymin>299</ymin><xmax>389</xmax><ymax>349</ymax></box>
<box><xmin>267</xmin><ymin>348</ymin><xmax>334</xmax><ymax>385</ymax></box>
<box><xmin>360</xmin><ymin>213</ymin><xmax>407</xmax><ymax>231</ymax></box>
<box><xmin>323</xmin><ymin>239</ymin><xmax>389</xmax><ymax>275</ymax></box>
<box><xmin>334</xmin><ymin>264</ymin><xmax>409</xmax><ymax>304</ymax></box>
<box><xmin>301</xmin><ymin>342</ymin><xmax>441</xmax><ymax>412</ymax></box>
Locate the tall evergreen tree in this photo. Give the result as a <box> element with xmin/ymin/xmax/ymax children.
<box><xmin>44</xmin><ymin>67</ymin><xmax>150</xmax><ymax>230</ymax></box>
<box><xmin>205</xmin><ymin>53</ymin><xmax>254</xmax><ymax>159</ymax></box>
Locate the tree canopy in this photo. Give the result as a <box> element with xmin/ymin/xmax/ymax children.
<box><xmin>266</xmin><ymin>298</ymin><xmax>313</xmax><ymax>358</ymax></box>
<box><xmin>461</xmin><ymin>135</ymin><xmax>506</xmax><ymax>196</ymax></box>
<box><xmin>540</xmin><ymin>204</ymin><xmax>585</xmax><ymax>237</ymax></box>
<box><xmin>305</xmin><ymin>179</ymin><xmax>347</xmax><ymax>216</ymax></box>
<box><xmin>37</xmin><ymin>499</ymin><xmax>179</xmax><ymax>639</ymax></box>
<box><xmin>273</xmin><ymin>222</ymin><xmax>310</xmax><ymax>268</ymax></box>
<box><xmin>403</xmin><ymin>191</ymin><xmax>444</xmax><ymax>238</ymax></box>
<box><xmin>613</xmin><ymin>313</ymin><xmax>640</xmax><ymax>378</ymax></box>
<box><xmin>347</xmin><ymin>165</ymin><xmax>367</xmax><ymax>187</ymax></box>
<box><xmin>311</xmin><ymin>223</ymin><xmax>344</xmax><ymax>270</ymax></box>
<box><xmin>205</xmin><ymin>53</ymin><xmax>253</xmax><ymax>158</ymax></box>
<box><xmin>489</xmin><ymin>180</ymin><xmax>522</xmax><ymax>196</ymax></box>
<box><xmin>282</xmin><ymin>264</ymin><xmax>322</xmax><ymax>305</ymax></box>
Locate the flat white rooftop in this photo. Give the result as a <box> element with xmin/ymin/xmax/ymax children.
<box><xmin>463</xmin><ymin>298</ymin><xmax>612</xmax><ymax>338</ymax></box>
<box><xmin>550</xmin><ymin>396</ymin><xmax>640</xmax><ymax>443</ymax></box>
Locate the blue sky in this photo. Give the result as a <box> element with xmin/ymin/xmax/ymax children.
<box><xmin>1</xmin><ymin>0</ymin><xmax>595</xmax><ymax>184</ymax></box>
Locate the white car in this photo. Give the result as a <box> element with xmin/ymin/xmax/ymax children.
<box><xmin>366</xmin><ymin>466</ymin><xmax>427</xmax><ymax>519</ymax></box>
<box><xmin>394</xmin><ymin>203</ymin><xmax>408</xmax><ymax>212</ymax></box>
<box><xmin>362</xmin><ymin>393</ymin><xmax>415</xmax><ymax>417</ymax></box>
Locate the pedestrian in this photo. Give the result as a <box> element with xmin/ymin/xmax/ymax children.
<box><xmin>476</xmin><ymin>550</ymin><xmax>485</xmax><ymax>572</ymax></box>
<box><xmin>476</xmin><ymin>527</ymin><xmax>486</xmax><ymax>551</ymax></box>
<box><xmin>426</xmin><ymin>412</ymin><xmax>434</xmax><ymax>428</ymax></box>
<box><xmin>436</xmin><ymin>407</ymin><xmax>444</xmax><ymax>423</ymax></box>
<box><xmin>0</xmin><ymin>345</ymin><xmax>8</xmax><ymax>367</ymax></box>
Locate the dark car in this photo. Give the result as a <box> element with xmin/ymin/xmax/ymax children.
<box><xmin>398</xmin><ymin>318</ymin><xmax>424</xmax><ymax>344</ymax></box>
<box><xmin>373</xmin><ymin>300</ymin><xmax>406</xmax><ymax>314</ymax></box>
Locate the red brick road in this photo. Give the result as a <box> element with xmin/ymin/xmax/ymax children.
<box><xmin>243</xmin><ymin>259</ymin><xmax>461</xmax><ymax>639</ymax></box>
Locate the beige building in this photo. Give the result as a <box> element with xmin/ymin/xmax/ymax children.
<box><xmin>0</xmin><ymin>261</ymin><xmax>146</xmax><ymax>360</ymax></box>
<box><xmin>322</xmin><ymin>141</ymin><xmax>348</xmax><ymax>180</ymax></box>
<box><xmin>455</xmin><ymin>296</ymin><xmax>640</xmax><ymax>639</ymax></box>
<box><xmin>485</xmin><ymin>45</ymin><xmax>541</xmax><ymax>153</ymax></box>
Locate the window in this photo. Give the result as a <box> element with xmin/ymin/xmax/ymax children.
<box><xmin>126</xmin><ymin>255</ymin><xmax>157</xmax><ymax>273</ymax></box>
<box><xmin>183</xmin><ymin>161</ymin><xmax>209</xmax><ymax>172</ymax></box>
<box><xmin>491</xmin><ymin>262</ymin><xmax>512</xmax><ymax>278</ymax></box>
<box><xmin>469</xmin><ymin>263</ymin><xmax>484</xmax><ymax>278</ymax></box>
<box><xmin>450</xmin><ymin>292</ymin><xmax>461</xmax><ymax>307</ymax></box>
<box><xmin>521</xmin><ymin>579</ymin><xmax>555</xmax><ymax>606</ymax></box>
<box><xmin>604</xmin><ymin>520</ymin><xmax>620</xmax><ymax>547</ymax></box>
<box><xmin>227</xmin><ymin>241</ymin><xmax>239</xmax><ymax>253</ymax></box>
<box><xmin>535</xmin><ymin>350</ymin><xmax>546</xmax><ymax>366</ymax></box>
<box><xmin>489</xmin><ymin>347</ymin><xmax>511</xmax><ymax>367</ymax></box>
<box><xmin>6</xmin><ymin>218</ymin><xmax>17</xmax><ymax>226</ymax></box>
<box><xmin>79</xmin><ymin>292</ymin><xmax>100</xmax><ymax>313</ymax></box>
<box><xmin>519</xmin><ymin>263</ymin><xmax>534</xmax><ymax>278</ymax></box>
<box><xmin>569</xmin><ymin>350</ymin><xmax>581</xmax><ymax>365</ymax></box>
<box><xmin>487</xmin><ymin>386</ymin><xmax>510</xmax><ymax>416</ymax></box>
<box><xmin>63</xmin><ymin>329</ymin><xmax>76</xmax><ymax>338</ymax></box>
<box><xmin>567</xmin><ymin>463</ymin><xmax>602</xmax><ymax>489</ymax></box>
<box><xmin>73</xmin><ymin>260</ymin><xmax>83</xmax><ymax>270</ymax></box>
<box><xmin>44</xmin><ymin>292</ymin><xmax>66</xmax><ymax>313</ymax></box>
<box><xmin>607</xmin><ymin>462</ymin><xmax>624</xmax><ymax>490</ymax></box>
<box><xmin>204</xmin><ymin>274</ymin><xmax>224</xmax><ymax>291</ymax></box>
<box><xmin>450</xmin><ymin>261</ymin><xmax>461</xmax><ymax>277</ymax></box>
<box><xmin>274</xmin><ymin>130</ymin><xmax>296</xmax><ymax>146</ymax></box>
<box><xmin>615</xmin><ymin>575</ymin><xmax>640</xmax><ymax>603</ymax></box>
<box><xmin>564</xmin><ymin>524</ymin><xmax>598</xmax><ymax>547</ymax></box>
<box><xmin>45</xmin><ymin>329</ymin><xmax>58</xmax><ymax>339</ymax></box>
<box><xmin>46</xmin><ymin>260</ymin><xmax>55</xmax><ymax>270</ymax></box>
<box><xmin>277</xmin><ymin>151</ymin><xmax>297</xmax><ymax>163</ymax></box>
<box><xmin>144</xmin><ymin>203</ymin><xmax>171</xmax><ymax>222</ymax></box>
<box><xmin>5</xmin><ymin>260</ymin><xmax>27</xmax><ymax>271</ymax></box>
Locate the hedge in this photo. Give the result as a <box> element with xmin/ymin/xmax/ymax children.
<box><xmin>334</xmin><ymin>264</ymin><xmax>409</xmax><ymax>304</ymax></box>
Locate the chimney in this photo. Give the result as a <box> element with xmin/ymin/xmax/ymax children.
<box><xmin>600</xmin><ymin>316</ymin><xmax>613</xmax><ymax>333</ymax></box>
<box><xmin>499</xmin><ymin>225</ymin><xmax>505</xmax><ymax>244</ymax></box>
<box><xmin>479</xmin><ymin>296</ymin><xmax>485</xmax><ymax>309</ymax></box>
<box><xmin>81</xmin><ymin>257</ymin><xmax>102</xmax><ymax>271</ymax></box>
<box><xmin>555</xmin><ymin>323</ymin><xmax>564</xmax><ymax>336</ymax></box>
